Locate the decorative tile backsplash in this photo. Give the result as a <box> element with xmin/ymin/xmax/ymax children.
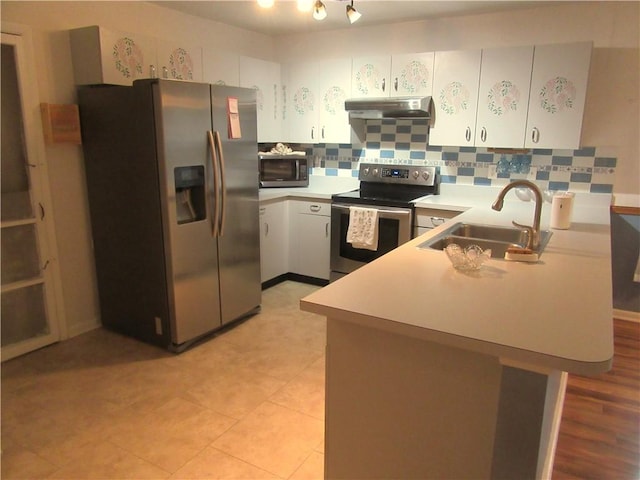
<box><xmin>292</xmin><ymin>119</ymin><xmax>617</xmax><ymax>194</ymax></box>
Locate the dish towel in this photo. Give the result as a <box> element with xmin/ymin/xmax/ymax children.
<box><xmin>346</xmin><ymin>206</ymin><xmax>379</xmax><ymax>251</ymax></box>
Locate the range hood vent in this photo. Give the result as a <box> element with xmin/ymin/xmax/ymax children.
<box><xmin>345</xmin><ymin>96</ymin><xmax>433</xmax><ymax>120</ymax></box>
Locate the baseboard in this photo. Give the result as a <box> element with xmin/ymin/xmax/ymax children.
<box><xmin>613</xmin><ymin>309</ymin><xmax>640</xmax><ymax>323</ymax></box>
<box><xmin>262</xmin><ymin>273</ymin><xmax>329</xmax><ymax>290</ymax></box>
<box><xmin>66</xmin><ymin>316</ymin><xmax>101</xmax><ymax>338</ymax></box>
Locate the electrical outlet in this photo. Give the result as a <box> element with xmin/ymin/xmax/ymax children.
<box><xmin>488</xmin><ymin>164</ymin><xmax>498</xmax><ymax>179</ymax></box>
<box><xmin>527</xmin><ymin>167</ymin><xmax>538</xmax><ymax>181</ymax></box>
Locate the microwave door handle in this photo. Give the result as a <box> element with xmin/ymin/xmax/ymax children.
<box><xmin>207</xmin><ymin>131</ymin><xmax>220</xmax><ymax>237</ymax></box>
<box><xmin>213</xmin><ymin>131</ymin><xmax>227</xmax><ymax>237</ymax></box>
<box><xmin>295</xmin><ymin>160</ymin><xmax>300</xmax><ymax>180</ymax></box>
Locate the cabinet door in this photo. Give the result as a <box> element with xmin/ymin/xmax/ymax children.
<box><xmin>430</xmin><ymin>49</ymin><xmax>482</xmax><ymax>147</ymax></box>
<box><xmin>259</xmin><ymin>201</ymin><xmax>288</xmax><ymax>283</ymax></box>
<box><xmin>202</xmin><ymin>50</ymin><xmax>239</xmax><ymax>86</ymax></box>
<box><xmin>351</xmin><ymin>56</ymin><xmax>392</xmax><ymax>98</ymax></box>
<box><xmin>156</xmin><ymin>40</ymin><xmax>203</xmax><ymax>82</ymax></box>
<box><xmin>240</xmin><ymin>56</ymin><xmax>282</xmax><ymax>142</ymax></box>
<box><xmin>290</xmin><ymin>201</ymin><xmax>331</xmax><ymax>280</ymax></box>
<box><xmin>70</xmin><ymin>26</ymin><xmax>157</xmax><ymax>85</ymax></box>
<box><xmin>525</xmin><ymin>42</ymin><xmax>592</xmax><ymax>149</ymax></box>
<box><xmin>283</xmin><ymin>61</ymin><xmax>318</xmax><ymax>143</ymax></box>
<box><xmin>390</xmin><ymin>52</ymin><xmax>435</xmax><ymax>97</ymax></box>
<box><xmin>475</xmin><ymin>46</ymin><xmax>534</xmax><ymax>148</ymax></box>
<box><xmin>317</xmin><ymin>58</ymin><xmax>352</xmax><ymax>144</ymax></box>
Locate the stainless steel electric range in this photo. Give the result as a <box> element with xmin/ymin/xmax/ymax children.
<box><xmin>330</xmin><ymin>162</ymin><xmax>439</xmax><ymax>281</ymax></box>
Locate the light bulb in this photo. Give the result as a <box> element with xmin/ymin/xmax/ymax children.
<box><xmin>297</xmin><ymin>0</ymin><xmax>313</xmax><ymax>12</ymax></box>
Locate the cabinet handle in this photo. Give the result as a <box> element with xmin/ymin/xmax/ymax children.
<box><xmin>465</xmin><ymin>127</ymin><xmax>471</xmax><ymax>142</ymax></box>
<box><xmin>430</xmin><ymin>216</ymin><xmax>446</xmax><ymax>227</ymax></box>
<box><xmin>480</xmin><ymin>127</ymin><xmax>487</xmax><ymax>143</ymax></box>
<box><xmin>531</xmin><ymin>127</ymin><xmax>540</xmax><ymax>144</ymax></box>
<box><xmin>311</xmin><ymin>126</ymin><xmax>315</xmax><ymax>140</ymax></box>
<box><xmin>325</xmin><ymin>222</ymin><xmax>329</xmax><ymax>237</ymax></box>
<box><xmin>259</xmin><ymin>207</ymin><xmax>266</xmax><ymax>215</ymax></box>
<box><xmin>382</xmin><ymin>77</ymin><xmax>386</xmax><ymax>92</ymax></box>
<box><xmin>394</xmin><ymin>77</ymin><xmax>398</xmax><ymax>92</ymax></box>
<box><xmin>321</xmin><ymin>126</ymin><xmax>325</xmax><ymax>139</ymax></box>
<box><xmin>264</xmin><ymin>222</ymin><xmax>269</xmax><ymax>236</ymax></box>
<box><xmin>150</xmin><ymin>65</ymin><xmax>156</xmax><ymax>78</ymax></box>
<box><xmin>310</xmin><ymin>204</ymin><xmax>321</xmax><ymax>213</ymax></box>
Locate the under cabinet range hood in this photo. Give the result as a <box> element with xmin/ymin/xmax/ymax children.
<box><xmin>345</xmin><ymin>96</ymin><xmax>433</xmax><ymax>120</ymax></box>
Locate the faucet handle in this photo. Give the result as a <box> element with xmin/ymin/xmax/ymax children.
<box><xmin>512</xmin><ymin>221</ymin><xmax>534</xmax><ymax>251</ymax></box>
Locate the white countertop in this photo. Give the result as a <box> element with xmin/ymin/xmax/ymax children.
<box><xmin>298</xmin><ymin>179</ymin><xmax>614</xmax><ymax>375</ymax></box>
<box><xmin>259</xmin><ymin>175</ymin><xmax>359</xmax><ymax>202</ymax></box>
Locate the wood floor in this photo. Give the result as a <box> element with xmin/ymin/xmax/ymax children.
<box><xmin>552</xmin><ymin>318</ymin><xmax>640</xmax><ymax>479</ymax></box>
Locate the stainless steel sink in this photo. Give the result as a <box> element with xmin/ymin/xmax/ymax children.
<box><xmin>418</xmin><ymin>222</ymin><xmax>552</xmax><ymax>259</ymax></box>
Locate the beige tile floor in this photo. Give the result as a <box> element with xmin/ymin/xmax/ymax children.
<box><xmin>1</xmin><ymin>281</ymin><xmax>325</xmax><ymax>480</ymax></box>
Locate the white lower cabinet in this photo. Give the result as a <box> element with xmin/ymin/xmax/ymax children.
<box><xmin>289</xmin><ymin>200</ymin><xmax>331</xmax><ymax>280</ymax></box>
<box><xmin>414</xmin><ymin>208</ymin><xmax>463</xmax><ymax>237</ymax></box>
<box><xmin>259</xmin><ymin>200</ymin><xmax>289</xmax><ymax>283</ymax></box>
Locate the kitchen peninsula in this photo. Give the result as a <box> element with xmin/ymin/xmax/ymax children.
<box><xmin>300</xmin><ymin>193</ymin><xmax>613</xmax><ymax>479</ymax></box>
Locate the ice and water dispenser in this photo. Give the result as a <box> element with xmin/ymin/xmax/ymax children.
<box><xmin>174</xmin><ymin>166</ymin><xmax>206</xmax><ymax>224</ymax></box>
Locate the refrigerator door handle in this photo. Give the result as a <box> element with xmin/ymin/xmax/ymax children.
<box><xmin>207</xmin><ymin>130</ymin><xmax>220</xmax><ymax>237</ymax></box>
<box><xmin>213</xmin><ymin>130</ymin><xmax>227</xmax><ymax>237</ymax></box>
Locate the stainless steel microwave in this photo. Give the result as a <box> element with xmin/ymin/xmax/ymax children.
<box><xmin>259</xmin><ymin>153</ymin><xmax>309</xmax><ymax>187</ymax></box>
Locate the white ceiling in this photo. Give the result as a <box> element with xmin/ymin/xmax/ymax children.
<box><xmin>150</xmin><ymin>1</ymin><xmax>553</xmax><ymax>36</ymax></box>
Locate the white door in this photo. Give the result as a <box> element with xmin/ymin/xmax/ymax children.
<box><xmin>475</xmin><ymin>46</ymin><xmax>534</xmax><ymax>148</ymax></box>
<box><xmin>239</xmin><ymin>56</ymin><xmax>282</xmax><ymax>142</ymax></box>
<box><xmin>317</xmin><ymin>58</ymin><xmax>352</xmax><ymax>144</ymax></box>
<box><xmin>429</xmin><ymin>49</ymin><xmax>482</xmax><ymax>147</ymax></box>
<box><xmin>1</xmin><ymin>27</ymin><xmax>64</xmax><ymax>361</ymax></box>
<box><xmin>351</xmin><ymin>56</ymin><xmax>392</xmax><ymax>98</ymax></box>
<box><xmin>283</xmin><ymin>61</ymin><xmax>318</xmax><ymax>143</ymax></box>
<box><xmin>390</xmin><ymin>52</ymin><xmax>435</xmax><ymax>97</ymax></box>
<box><xmin>525</xmin><ymin>42</ymin><xmax>592</xmax><ymax>149</ymax></box>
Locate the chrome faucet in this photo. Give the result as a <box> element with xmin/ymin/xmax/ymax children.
<box><xmin>492</xmin><ymin>180</ymin><xmax>543</xmax><ymax>250</ymax></box>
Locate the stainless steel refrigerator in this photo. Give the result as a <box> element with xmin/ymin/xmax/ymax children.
<box><xmin>78</xmin><ymin>79</ymin><xmax>261</xmax><ymax>351</ymax></box>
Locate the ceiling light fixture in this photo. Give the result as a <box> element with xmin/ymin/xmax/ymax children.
<box><xmin>257</xmin><ymin>0</ymin><xmax>274</xmax><ymax>8</ymax></box>
<box><xmin>313</xmin><ymin>0</ymin><xmax>327</xmax><ymax>21</ymax></box>
<box><xmin>346</xmin><ymin>0</ymin><xmax>362</xmax><ymax>24</ymax></box>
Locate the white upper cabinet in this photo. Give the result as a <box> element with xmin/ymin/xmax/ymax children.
<box><xmin>239</xmin><ymin>56</ymin><xmax>282</xmax><ymax>142</ymax></box>
<box><xmin>202</xmin><ymin>50</ymin><xmax>239</xmax><ymax>86</ymax></box>
<box><xmin>156</xmin><ymin>40</ymin><xmax>203</xmax><ymax>82</ymax></box>
<box><xmin>316</xmin><ymin>58</ymin><xmax>352</xmax><ymax>144</ymax></box>
<box><xmin>475</xmin><ymin>46</ymin><xmax>534</xmax><ymax>148</ymax></box>
<box><xmin>284</xmin><ymin>58</ymin><xmax>351</xmax><ymax>144</ymax></box>
<box><xmin>525</xmin><ymin>42</ymin><xmax>592</xmax><ymax>149</ymax></box>
<box><xmin>70</xmin><ymin>26</ymin><xmax>157</xmax><ymax>85</ymax></box>
<box><xmin>283</xmin><ymin>61</ymin><xmax>318</xmax><ymax>143</ymax></box>
<box><xmin>390</xmin><ymin>52</ymin><xmax>435</xmax><ymax>97</ymax></box>
<box><xmin>351</xmin><ymin>56</ymin><xmax>392</xmax><ymax>98</ymax></box>
<box><xmin>429</xmin><ymin>49</ymin><xmax>482</xmax><ymax>147</ymax></box>
<box><xmin>351</xmin><ymin>53</ymin><xmax>434</xmax><ymax>98</ymax></box>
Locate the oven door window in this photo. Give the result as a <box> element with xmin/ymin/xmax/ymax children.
<box><xmin>260</xmin><ymin>158</ymin><xmax>298</xmax><ymax>182</ymax></box>
<box><xmin>338</xmin><ymin>213</ymin><xmax>401</xmax><ymax>262</ymax></box>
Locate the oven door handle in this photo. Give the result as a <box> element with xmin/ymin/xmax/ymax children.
<box><xmin>332</xmin><ymin>204</ymin><xmax>412</xmax><ymax>217</ymax></box>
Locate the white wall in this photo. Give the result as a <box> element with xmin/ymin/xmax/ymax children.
<box><xmin>275</xmin><ymin>1</ymin><xmax>640</xmax><ymax>198</ymax></box>
<box><xmin>1</xmin><ymin>1</ymin><xmax>276</xmax><ymax>338</ymax></box>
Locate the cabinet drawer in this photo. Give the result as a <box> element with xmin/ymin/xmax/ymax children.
<box><xmin>415</xmin><ymin>208</ymin><xmax>462</xmax><ymax>228</ymax></box>
<box><xmin>295</xmin><ymin>200</ymin><xmax>330</xmax><ymax>216</ymax></box>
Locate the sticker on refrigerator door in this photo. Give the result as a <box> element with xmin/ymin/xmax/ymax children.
<box><xmin>227</xmin><ymin>96</ymin><xmax>241</xmax><ymax>139</ymax></box>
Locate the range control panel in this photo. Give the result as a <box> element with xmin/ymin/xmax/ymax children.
<box><xmin>358</xmin><ymin>163</ymin><xmax>437</xmax><ymax>186</ymax></box>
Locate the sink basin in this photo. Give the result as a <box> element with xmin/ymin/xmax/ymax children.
<box><xmin>418</xmin><ymin>222</ymin><xmax>552</xmax><ymax>259</ymax></box>
<box><xmin>447</xmin><ymin>223</ymin><xmax>530</xmax><ymax>244</ymax></box>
